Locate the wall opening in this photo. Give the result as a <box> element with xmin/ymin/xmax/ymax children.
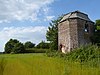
<box><xmin>85</xmin><ymin>23</ymin><xmax>89</xmax><ymax>32</ymax></box>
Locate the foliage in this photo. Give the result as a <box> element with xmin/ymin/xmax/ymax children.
<box><xmin>36</xmin><ymin>41</ymin><xmax>50</xmax><ymax>49</ymax></box>
<box><xmin>91</xmin><ymin>19</ymin><xmax>100</xmax><ymax>46</ymax></box>
<box><xmin>5</xmin><ymin>39</ymin><xmax>18</xmax><ymax>53</ymax></box>
<box><xmin>13</xmin><ymin>42</ymin><xmax>25</xmax><ymax>53</ymax></box>
<box><xmin>95</xmin><ymin>19</ymin><xmax>100</xmax><ymax>30</ymax></box>
<box><xmin>4</xmin><ymin>39</ymin><xmax>25</xmax><ymax>53</ymax></box>
<box><xmin>46</xmin><ymin>50</ymin><xmax>65</xmax><ymax>57</ymax></box>
<box><xmin>46</xmin><ymin>16</ymin><xmax>63</xmax><ymax>50</ymax></box>
<box><xmin>64</xmin><ymin>44</ymin><xmax>100</xmax><ymax>67</ymax></box>
<box><xmin>46</xmin><ymin>50</ymin><xmax>57</xmax><ymax>57</ymax></box>
<box><xmin>46</xmin><ymin>44</ymin><xmax>100</xmax><ymax>67</ymax></box>
<box><xmin>24</xmin><ymin>41</ymin><xmax>35</xmax><ymax>49</ymax></box>
<box><xmin>25</xmin><ymin>48</ymin><xmax>49</xmax><ymax>53</ymax></box>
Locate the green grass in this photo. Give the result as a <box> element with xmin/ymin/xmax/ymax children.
<box><xmin>0</xmin><ymin>53</ymin><xmax>100</xmax><ymax>75</ymax></box>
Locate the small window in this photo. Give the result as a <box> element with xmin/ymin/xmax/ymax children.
<box><xmin>85</xmin><ymin>24</ymin><xmax>89</xmax><ymax>32</ymax></box>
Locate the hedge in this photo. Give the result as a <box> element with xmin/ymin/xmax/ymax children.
<box><xmin>25</xmin><ymin>48</ymin><xmax>49</xmax><ymax>53</ymax></box>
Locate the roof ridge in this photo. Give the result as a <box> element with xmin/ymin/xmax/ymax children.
<box><xmin>60</xmin><ymin>10</ymin><xmax>92</xmax><ymax>23</ymax></box>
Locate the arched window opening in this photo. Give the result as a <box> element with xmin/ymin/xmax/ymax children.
<box><xmin>85</xmin><ymin>24</ymin><xmax>89</xmax><ymax>32</ymax></box>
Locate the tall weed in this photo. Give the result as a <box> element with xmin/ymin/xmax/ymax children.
<box><xmin>0</xmin><ymin>58</ymin><xmax>6</xmax><ymax>75</ymax></box>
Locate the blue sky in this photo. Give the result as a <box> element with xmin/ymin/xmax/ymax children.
<box><xmin>0</xmin><ymin>0</ymin><xmax>100</xmax><ymax>52</ymax></box>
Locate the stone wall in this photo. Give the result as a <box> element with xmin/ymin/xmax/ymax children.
<box><xmin>58</xmin><ymin>17</ymin><xmax>94</xmax><ymax>53</ymax></box>
<box><xmin>58</xmin><ymin>20</ymin><xmax>70</xmax><ymax>53</ymax></box>
<box><xmin>69</xmin><ymin>19</ymin><xmax>79</xmax><ymax>50</ymax></box>
<box><xmin>77</xmin><ymin>19</ymin><xmax>94</xmax><ymax>46</ymax></box>
<box><xmin>77</xmin><ymin>19</ymin><xmax>87</xmax><ymax>46</ymax></box>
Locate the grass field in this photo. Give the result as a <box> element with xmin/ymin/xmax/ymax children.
<box><xmin>0</xmin><ymin>53</ymin><xmax>100</xmax><ymax>75</ymax></box>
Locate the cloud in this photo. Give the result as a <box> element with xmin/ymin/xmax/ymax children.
<box><xmin>0</xmin><ymin>0</ymin><xmax>55</xmax><ymax>23</ymax></box>
<box><xmin>44</xmin><ymin>16</ymin><xmax>55</xmax><ymax>21</ymax></box>
<box><xmin>0</xmin><ymin>26</ymin><xmax>47</xmax><ymax>52</ymax></box>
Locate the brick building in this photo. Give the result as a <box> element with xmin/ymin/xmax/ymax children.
<box><xmin>58</xmin><ymin>11</ymin><xmax>94</xmax><ymax>53</ymax></box>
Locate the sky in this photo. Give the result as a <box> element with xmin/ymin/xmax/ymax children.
<box><xmin>0</xmin><ymin>0</ymin><xmax>100</xmax><ymax>52</ymax></box>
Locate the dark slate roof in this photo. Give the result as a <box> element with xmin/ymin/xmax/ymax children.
<box><xmin>60</xmin><ymin>11</ymin><xmax>92</xmax><ymax>22</ymax></box>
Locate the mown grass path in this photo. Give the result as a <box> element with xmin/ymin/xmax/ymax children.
<box><xmin>0</xmin><ymin>53</ymin><xmax>100</xmax><ymax>75</ymax></box>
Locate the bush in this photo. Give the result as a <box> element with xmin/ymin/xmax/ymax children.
<box><xmin>46</xmin><ymin>50</ymin><xmax>66</xmax><ymax>57</ymax></box>
<box><xmin>65</xmin><ymin>45</ymin><xmax>100</xmax><ymax>61</ymax></box>
<box><xmin>25</xmin><ymin>48</ymin><xmax>49</xmax><ymax>53</ymax></box>
<box><xmin>46</xmin><ymin>50</ymin><xmax>57</xmax><ymax>57</ymax></box>
<box><xmin>46</xmin><ymin>44</ymin><xmax>100</xmax><ymax>67</ymax></box>
<box><xmin>63</xmin><ymin>44</ymin><xmax>100</xmax><ymax>67</ymax></box>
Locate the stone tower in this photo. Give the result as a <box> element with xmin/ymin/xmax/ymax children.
<box><xmin>58</xmin><ymin>11</ymin><xmax>94</xmax><ymax>53</ymax></box>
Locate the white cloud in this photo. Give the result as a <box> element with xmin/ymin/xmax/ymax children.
<box><xmin>0</xmin><ymin>0</ymin><xmax>55</xmax><ymax>23</ymax></box>
<box><xmin>0</xmin><ymin>26</ymin><xmax>47</xmax><ymax>52</ymax></box>
<box><xmin>44</xmin><ymin>16</ymin><xmax>55</xmax><ymax>21</ymax></box>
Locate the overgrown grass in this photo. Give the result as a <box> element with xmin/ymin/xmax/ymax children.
<box><xmin>0</xmin><ymin>52</ymin><xmax>100</xmax><ymax>75</ymax></box>
<box><xmin>64</xmin><ymin>44</ymin><xmax>100</xmax><ymax>67</ymax></box>
<box><xmin>0</xmin><ymin>57</ymin><xmax>6</xmax><ymax>75</ymax></box>
<box><xmin>46</xmin><ymin>45</ymin><xmax>100</xmax><ymax>67</ymax></box>
<box><xmin>0</xmin><ymin>54</ymin><xmax>66</xmax><ymax>75</ymax></box>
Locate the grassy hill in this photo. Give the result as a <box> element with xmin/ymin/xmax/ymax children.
<box><xmin>0</xmin><ymin>53</ymin><xmax>100</xmax><ymax>75</ymax></box>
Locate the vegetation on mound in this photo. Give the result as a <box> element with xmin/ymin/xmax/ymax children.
<box><xmin>46</xmin><ymin>44</ymin><xmax>100</xmax><ymax>67</ymax></box>
<box><xmin>65</xmin><ymin>45</ymin><xmax>100</xmax><ymax>67</ymax></box>
<box><xmin>66</xmin><ymin>45</ymin><xmax>100</xmax><ymax>61</ymax></box>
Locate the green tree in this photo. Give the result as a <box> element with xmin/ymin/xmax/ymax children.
<box><xmin>46</xmin><ymin>16</ymin><xmax>63</xmax><ymax>50</ymax></box>
<box><xmin>5</xmin><ymin>39</ymin><xmax>18</xmax><ymax>53</ymax></box>
<box><xmin>13</xmin><ymin>42</ymin><xmax>25</xmax><ymax>53</ymax></box>
<box><xmin>96</xmin><ymin>19</ymin><xmax>100</xmax><ymax>31</ymax></box>
<box><xmin>24</xmin><ymin>41</ymin><xmax>35</xmax><ymax>49</ymax></box>
<box><xmin>4</xmin><ymin>39</ymin><xmax>25</xmax><ymax>53</ymax></box>
<box><xmin>36</xmin><ymin>41</ymin><xmax>50</xmax><ymax>49</ymax></box>
<box><xmin>91</xmin><ymin>19</ymin><xmax>100</xmax><ymax>46</ymax></box>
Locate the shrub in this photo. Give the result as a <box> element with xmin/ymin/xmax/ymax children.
<box><xmin>63</xmin><ymin>44</ymin><xmax>100</xmax><ymax>67</ymax></box>
<box><xmin>46</xmin><ymin>44</ymin><xmax>100</xmax><ymax>67</ymax></box>
<box><xmin>46</xmin><ymin>50</ymin><xmax>66</xmax><ymax>57</ymax></box>
<box><xmin>68</xmin><ymin>45</ymin><xmax>98</xmax><ymax>60</ymax></box>
<box><xmin>25</xmin><ymin>48</ymin><xmax>49</xmax><ymax>53</ymax></box>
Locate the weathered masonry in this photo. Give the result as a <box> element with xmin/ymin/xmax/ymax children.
<box><xmin>58</xmin><ymin>11</ymin><xmax>94</xmax><ymax>53</ymax></box>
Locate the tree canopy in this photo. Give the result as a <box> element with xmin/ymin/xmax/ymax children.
<box><xmin>95</xmin><ymin>19</ymin><xmax>100</xmax><ymax>31</ymax></box>
<box><xmin>91</xmin><ymin>19</ymin><xmax>100</xmax><ymax>46</ymax></box>
<box><xmin>24</xmin><ymin>41</ymin><xmax>35</xmax><ymax>49</ymax></box>
<box><xmin>46</xmin><ymin>16</ymin><xmax>63</xmax><ymax>50</ymax></box>
<box><xmin>4</xmin><ymin>39</ymin><xmax>25</xmax><ymax>53</ymax></box>
<box><xmin>36</xmin><ymin>41</ymin><xmax>50</xmax><ymax>49</ymax></box>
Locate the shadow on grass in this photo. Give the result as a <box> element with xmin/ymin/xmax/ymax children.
<box><xmin>0</xmin><ymin>58</ymin><xmax>6</xmax><ymax>75</ymax></box>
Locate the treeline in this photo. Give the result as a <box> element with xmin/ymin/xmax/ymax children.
<box><xmin>4</xmin><ymin>39</ymin><xmax>50</xmax><ymax>54</ymax></box>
